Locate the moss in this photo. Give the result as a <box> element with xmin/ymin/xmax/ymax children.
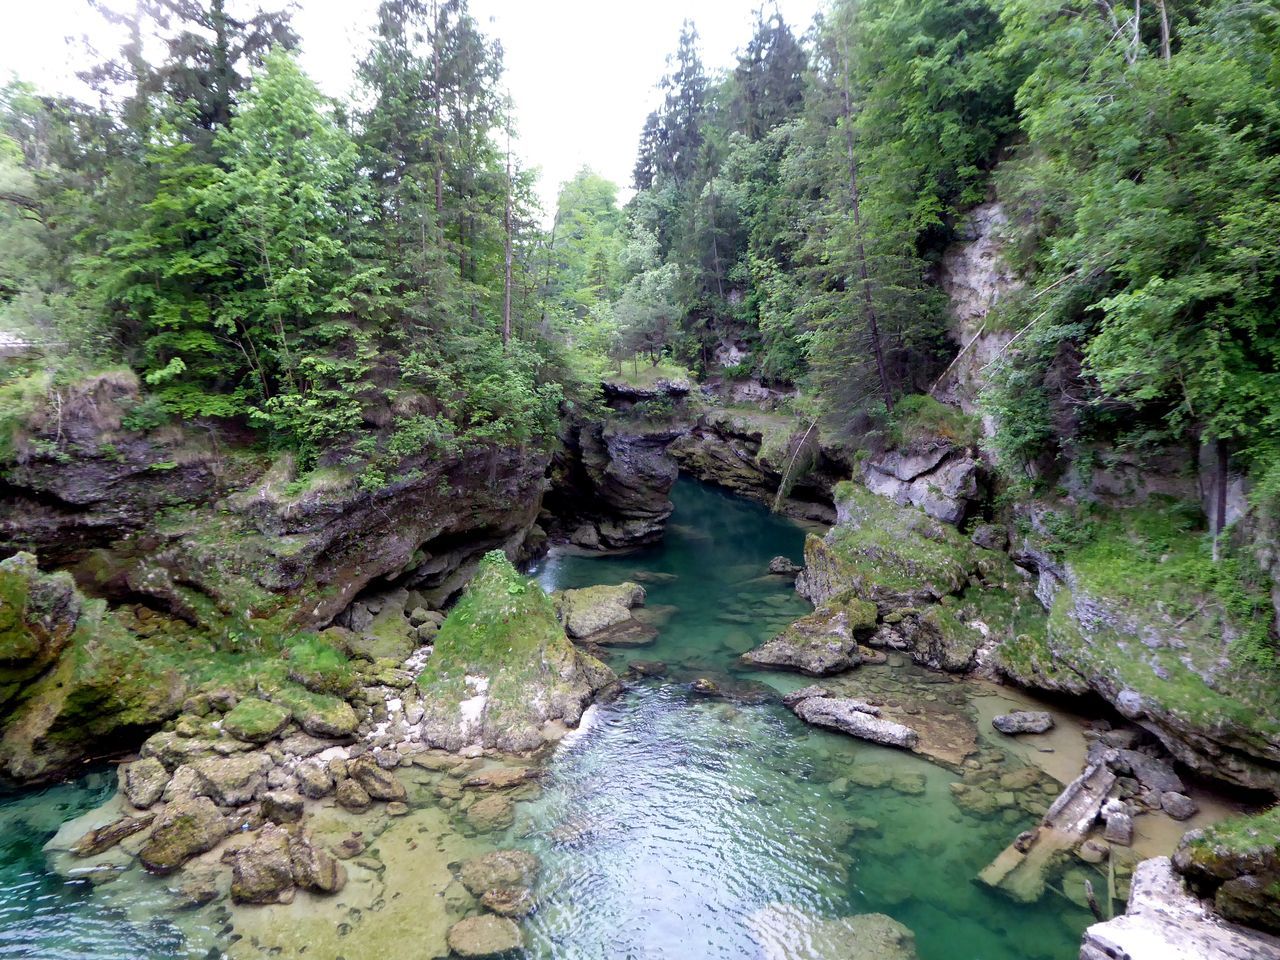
<box><xmin>1188</xmin><ymin>807</ymin><xmax>1280</xmax><ymax>860</ymax></box>
<box><xmin>221</xmin><ymin>697</ymin><xmax>291</xmax><ymax>743</ymax></box>
<box><xmin>818</xmin><ymin>483</ymin><xmax>977</xmax><ymax>601</ymax></box>
<box><xmin>888</xmin><ymin>394</ymin><xmax>982</xmax><ymax>448</ymax></box>
<box><xmin>284</xmin><ymin>633</ymin><xmax>358</xmax><ymax>696</ymax></box>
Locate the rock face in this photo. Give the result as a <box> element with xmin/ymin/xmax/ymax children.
<box><xmin>1080</xmin><ymin>857</ymin><xmax>1280</xmax><ymax>960</ymax></box>
<box><xmin>992</xmin><ymin>711</ymin><xmax>1055</xmax><ymax>735</ymax></box>
<box><xmin>748</xmin><ymin>905</ymin><xmax>920</xmax><ymax>960</ymax></box>
<box><xmin>414</xmin><ymin>552</ymin><xmax>615</xmax><ymax>752</ymax></box>
<box><xmin>1174</xmin><ymin>807</ymin><xmax>1280</xmax><ymax>934</ymax></box>
<box><xmin>787</xmin><ymin>688</ymin><xmax>919</xmax><ymax>750</ymax></box>
<box><xmin>546</xmin><ymin>382</ymin><xmax>690</xmax><ymax>550</ymax></box>
<box><xmin>668</xmin><ymin>408</ymin><xmax>842</xmax><ymax>523</ymax></box>
<box><xmin>861</xmin><ymin>440</ymin><xmax>984</xmax><ymax>527</ymax></box>
<box><xmin>1001</xmin><ymin>507</ymin><xmax>1280</xmax><ymax>793</ymax></box>
<box><xmin>743</xmin><ymin>595</ymin><xmax>876</xmax><ymax>676</ymax></box>
<box><xmin>0</xmin><ymin>552</ymin><xmax>188</xmax><ymax>783</ymax></box>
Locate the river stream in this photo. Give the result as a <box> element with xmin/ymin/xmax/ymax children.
<box><xmin>0</xmin><ymin>478</ymin><xmax>1092</xmax><ymax>959</ymax></box>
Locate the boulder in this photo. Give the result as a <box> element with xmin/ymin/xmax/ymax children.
<box><xmin>1174</xmin><ymin>808</ymin><xmax>1280</xmax><ymax>933</ymax></box>
<box><xmin>553</xmin><ymin>582</ymin><xmax>646</xmax><ymax>639</ymax></box>
<box><xmin>230</xmin><ymin>825</ymin><xmax>296</xmax><ymax>905</ymax></box>
<box><xmin>122</xmin><ymin>757</ymin><xmax>170</xmax><ymax>808</ymax></box>
<box><xmin>335</xmin><ymin>778</ymin><xmax>372</xmax><ymax>814</ymax></box>
<box><xmin>261</xmin><ymin>790</ymin><xmax>304</xmax><ymax>824</ymax></box>
<box><xmin>190</xmin><ymin>754</ymin><xmax>270</xmax><ymax>807</ymax></box>
<box><xmin>286</xmin><ymin>827</ymin><xmax>346</xmax><ymax>894</ymax></box>
<box><xmin>789</xmin><ymin>692</ymin><xmax>919</xmax><ymax>750</ymax></box>
<box><xmin>1160</xmin><ymin>791</ymin><xmax>1198</xmax><ymax>821</ymax></box>
<box><xmin>220</xmin><ymin>698</ymin><xmax>291</xmax><ymax>744</ymax></box>
<box><xmin>1104</xmin><ymin>811</ymin><xmax>1135</xmax><ymax>846</ymax></box>
<box><xmin>295</xmin><ymin>759</ymin><xmax>334</xmax><ymax>799</ymax></box>
<box><xmin>347</xmin><ymin>755</ymin><xmax>407</xmax><ymax>802</ymax></box>
<box><xmin>992</xmin><ymin>711</ymin><xmax>1055</xmax><ymax>735</ymax></box>
<box><xmin>139</xmin><ymin>797</ymin><xmax>230</xmax><ymax>874</ymax></box>
<box><xmin>293</xmin><ymin>695</ymin><xmax>359</xmax><ymax>739</ymax></box>
<box><xmin>1113</xmin><ymin>749</ymin><xmax>1185</xmax><ymax>795</ymax></box>
<box><xmin>446</xmin><ymin>915</ymin><xmax>524</xmax><ymax>958</ymax></box>
<box><xmin>1081</xmin><ymin>857</ymin><xmax>1280</xmax><ymax>960</ymax></box>
<box><xmin>458</xmin><ymin>849</ymin><xmax>540</xmax><ymax>898</ymax></box>
<box><xmin>742</xmin><ymin>595</ymin><xmax>877</xmax><ymax>677</ymax></box>
<box><xmin>466</xmin><ymin>794</ymin><xmax>515</xmax><ymax>833</ymax></box>
<box><xmin>768</xmin><ymin>557</ymin><xmax>802</xmax><ymax>576</ymax></box>
<box><xmin>748</xmin><ymin>905</ymin><xmax>920</xmax><ymax>960</ymax></box>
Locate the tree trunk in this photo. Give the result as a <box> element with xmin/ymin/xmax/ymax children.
<box><xmin>1213</xmin><ymin>439</ymin><xmax>1229</xmax><ymax>563</ymax></box>
<box><xmin>840</xmin><ymin>43</ymin><xmax>894</xmax><ymax>413</ymax></box>
<box><xmin>432</xmin><ymin>0</ymin><xmax>444</xmax><ymax>215</ymax></box>
<box><xmin>502</xmin><ymin>128</ymin><xmax>513</xmax><ymax>348</ymax></box>
<box><xmin>1156</xmin><ymin>0</ymin><xmax>1171</xmax><ymax>60</ymax></box>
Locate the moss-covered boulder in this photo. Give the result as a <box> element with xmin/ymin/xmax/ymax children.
<box><xmin>797</xmin><ymin>483</ymin><xmax>977</xmax><ymax>612</ymax></box>
<box><xmin>221</xmin><ymin>697</ymin><xmax>291</xmax><ymax>744</ymax></box>
<box><xmin>416</xmin><ymin>552</ymin><xmax>615</xmax><ymax>753</ymax></box>
<box><xmin>743</xmin><ymin>593</ymin><xmax>876</xmax><ymax>676</ymax></box>
<box><xmin>1174</xmin><ymin>808</ymin><xmax>1280</xmax><ymax>933</ymax></box>
<box><xmin>553</xmin><ymin>582</ymin><xmax>646</xmax><ymax>639</ymax></box>
<box><xmin>0</xmin><ymin>555</ymin><xmax>189</xmax><ymax>783</ymax></box>
<box><xmin>139</xmin><ymin>796</ymin><xmax>231</xmax><ymax>874</ymax></box>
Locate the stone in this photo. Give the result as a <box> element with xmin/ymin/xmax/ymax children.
<box><xmin>991</xmin><ymin>711</ymin><xmax>1054</xmax><ymax>735</ymax></box>
<box><xmin>459</xmin><ymin>849</ymin><xmax>540</xmax><ymax>897</ymax></box>
<box><xmin>748</xmin><ymin>905</ymin><xmax>920</xmax><ymax>960</ymax></box>
<box><xmin>220</xmin><ymin>698</ymin><xmax>291</xmax><ymax>744</ymax></box>
<box><xmin>466</xmin><ymin>794</ymin><xmax>515</xmax><ymax>833</ymax></box>
<box><xmin>446</xmin><ymin>915</ymin><xmax>524</xmax><ymax>958</ymax></box>
<box><xmin>1078</xmin><ymin>839</ymin><xmax>1111</xmax><ymax>864</ymax></box>
<box><xmin>286</xmin><ymin>827</ymin><xmax>346</xmax><ymax>894</ymax></box>
<box><xmin>742</xmin><ymin>596</ymin><xmax>877</xmax><ymax>677</ymax></box>
<box><xmin>230</xmin><ymin>826</ymin><xmax>296</xmax><ymax>905</ymax></box>
<box><xmin>295</xmin><ymin>759</ymin><xmax>334</xmax><ymax>799</ymax></box>
<box><xmin>261</xmin><ymin>790</ymin><xmax>304</xmax><ymax>824</ymax></box>
<box><xmin>122</xmin><ymin>757</ymin><xmax>170</xmax><ymax>808</ymax></box>
<box><xmin>139</xmin><ymin>797</ymin><xmax>230</xmax><ymax>875</ymax></box>
<box><xmin>1112</xmin><ymin>749</ymin><xmax>1185</xmax><ymax>795</ymax></box>
<box><xmin>970</xmin><ymin>523</ymin><xmax>1009</xmax><ymax>552</ymax></box>
<box><xmin>335</xmin><ymin>778</ymin><xmax>372</xmax><ymax>813</ymax></box>
<box><xmin>790</xmin><ymin>693</ymin><xmax>919</xmax><ymax>750</ymax></box>
<box><xmin>462</xmin><ymin>766</ymin><xmax>537</xmax><ymax>792</ymax></box>
<box><xmin>347</xmin><ymin>755</ymin><xmax>408</xmax><ymax>802</ymax></box>
<box><xmin>71</xmin><ymin>813</ymin><xmax>155</xmax><ymax>857</ymax></box>
<box><xmin>768</xmin><ymin>556</ymin><xmax>802</xmax><ymax>576</ymax></box>
<box><xmin>1161</xmin><ymin>791</ymin><xmax>1198</xmax><ymax>821</ymax></box>
<box><xmin>190</xmin><ymin>754</ymin><xmax>270</xmax><ymax>807</ymax></box>
<box><xmin>553</xmin><ymin>581</ymin><xmax>647</xmax><ymax>639</ymax></box>
<box><xmin>169</xmin><ymin>866</ymin><xmax>221</xmax><ymax>907</ymax></box>
<box><xmin>1080</xmin><ymin>857</ymin><xmax>1280</xmax><ymax>960</ymax></box>
<box><xmin>1104</xmin><ymin>811</ymin><xmax>1135</xmax><ymax>846</ymax></box>
<box><xmin>294</xmin><ymin>697</ymin><xmax>359</xmax><ymax>739</ymax></box>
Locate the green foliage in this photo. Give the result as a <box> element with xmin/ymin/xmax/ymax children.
<box><xmin>888</xmin><ymin>394</ymin><xmax>982</xmax><ymax>448</ymax></box>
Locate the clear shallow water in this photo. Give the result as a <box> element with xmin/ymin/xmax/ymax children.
<box><xmin>0</xmin><ymin>479</ymin><xmax>1089</xmax><ymax>959</ymax></box>
<box><xmin>528</xmin><ymin>479</ymin><xmax>1089</xmax><ymax>960</ymax></box>
<box><xmin>0</xmin><ymin>773</ymin><xmax>187</xmax><ymax>959</ymax></box>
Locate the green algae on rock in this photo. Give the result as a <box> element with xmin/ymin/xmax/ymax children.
<box><xmin>416</xmin><ymin>551</ymin><xmax>615</xmax><ymax>752</ymax></box>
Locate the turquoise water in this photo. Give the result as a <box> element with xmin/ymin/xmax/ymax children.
<box><xmin>0</xmin><ymin>773</ymin><xmax>187</xmax><ymax>959</ymax></box>
<box><xmin>528</xmin><ymin>479</ymin><xmax>1089</xmax><ymax>960</ymax></box>
<box><xmin>0</xmin><ymin>479</ymin><xmax>1089</xmax><ymax>959</ymax></box>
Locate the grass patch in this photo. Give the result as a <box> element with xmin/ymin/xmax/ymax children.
<box><xmin>888</xmin><ymin>394</ymin><xmax>981</xmax><ymax>448</ymax></box>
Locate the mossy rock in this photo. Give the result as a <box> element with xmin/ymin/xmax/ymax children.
<box><xmin>1175</xmin><ymin>807</ymin><xmax>1280</xmax><ymax>933</ymax></box>
<box><xmin>417</xmin><ymin>552</ymin><xmax>614</xmax><ymax>752</ymax></box>
<box><xmin>221</xmin><ymin>698</ymin><xmax>291</xmax><ymax>744</ymax></box>
<box><xmin>798</xmin><ymin>484</ymin><xmax>977</xmax><ymax>611</ymax></box>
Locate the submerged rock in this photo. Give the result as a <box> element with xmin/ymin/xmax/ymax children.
<box><xmin>787</xmin><ymin>691</ymin><xmax>919</xmax><ymax>750</ymax></box>
<box><xmin>70</xmin><ymin>812</ymin><xmax>155</xmax><ymax>857</ymax></box>
<box><xmin>446</xmin><ymin>915</ymin><xmax>524</xmax><ymax>958</ymax></box>
<box><xmin>992</xmin><ymin>711</ymin><xmax>1055</xmax><ymax>735</ymax></box>
<box><xmin>768</xmin><ymin>556</ymin><xmax>802</xmax><ymax>576</ymax></box>
<box><xmin>748</xmin><ymin>904</ymin><xmax>920</xmax><ymax>960</ymax></box>
<box><xmin>458</xmin><ymin>849</ymin><xmax>540</xmax><ymax>915</ymax></box>
<box><xmin>347</xmin><ymin>755</ymin><xmax>407</xmax><ymax>802</ymax></box>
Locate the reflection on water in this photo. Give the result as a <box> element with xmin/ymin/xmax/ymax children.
<box><xmin>527</xmin><ymin>479</ymin><xmax>1088</xmax><ymax>960</ymax></box>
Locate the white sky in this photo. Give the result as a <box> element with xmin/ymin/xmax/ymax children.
<box><xmin>0</xmin><ymin>0</ymin><xmax>824</xmax><ymax>216</ymax></box>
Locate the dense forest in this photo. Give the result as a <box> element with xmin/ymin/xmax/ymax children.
<box><xmin>4</xmin><ymin>0</ymin><xmax>1278</xmax><ymax>505</ymax></box>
